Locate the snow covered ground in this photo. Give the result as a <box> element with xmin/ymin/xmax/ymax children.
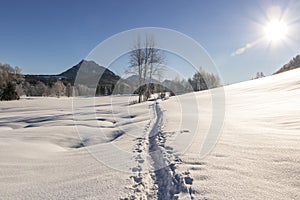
<box><xmin>1</xmin><ymin>68</ymin><xmax>300</xmax><ymax>199</ymax></box>
<box><xmin>160</xmin><ymin>68</ymin><xmax>300</xmax><ymax>199</ymax></box>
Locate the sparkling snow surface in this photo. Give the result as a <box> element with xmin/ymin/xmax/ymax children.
<box><xmin>1</xmin><ymin>69</ymin><xmax>300</xmax><ymax>199</ymax></box>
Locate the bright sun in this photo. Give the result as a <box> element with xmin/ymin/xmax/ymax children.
<box><xmin>264</xmin><ymin>20</ymin><xmax>288</xmax><ymax>42</ymax></box>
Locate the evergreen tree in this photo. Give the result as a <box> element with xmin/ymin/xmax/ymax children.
<box><xmin>0</xmin><ymin>82</ymin><xmax>19</xmax><ymax>101</ymax></box>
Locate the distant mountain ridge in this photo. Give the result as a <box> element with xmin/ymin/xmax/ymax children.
<box><xmin>125</xmin><ymin>75</ymin><xmax>160</xmax><ymax>85</ymax></box>
<box><xmin>24</xmin><ymin>60</ymin><xmax>120</xmax><ymax>95</ymax></box>
<box><xmin>58</xmin><ymin>60</ymin><xmax>116</xmax><ymax>80</ymax></box>
<box><xmin>25</xmin><ymin>59</ymin><xmax>120</xmax><ymax>86</ymax></box>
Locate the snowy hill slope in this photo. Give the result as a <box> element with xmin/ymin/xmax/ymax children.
<box><xmin>160</xmin><ymin>68</ymin><xmax>300</xmax><ymax>199</ymax></box>
<box><xmin>0</xmin><ymin>68</ymin><xmax>299</xmax><ymax>199</ymax></box>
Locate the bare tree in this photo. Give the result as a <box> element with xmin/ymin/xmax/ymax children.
<box><xmin>66</xmin><ymin>83</ymin><xmax>73</xmax><ymax>97</ymax></box>
<box><xmin>254</xmin><ymin>72</ymin><xmax>265</xmax><ymax>79</ymax></box>
<box><xmin>51</xmin><ymin>80</ymin><xmax>65</xmax><ymax>98</ymax></box>
<box><xmin>147</xmin><ymin>36</ymin><xmax>165</xmax><ymax>98</ymax></box>
<box><xmin>188</xmin><ymin>68</ymin><xmax>220</xmax><ymax>91</ymax></box>
<box><xmin>129</xmin><ymin>36</ymin><xmax>144</xmax><ymax>103</ymax></box>
<box><xmin>35</xmin><ymin>81</ymin><xmax>48</xmax><ymax>96</ymax></box>
<box><xmin>128</xmin><ymin>34</ymin><xmax>164</xmax><ymax>102</ymax></box>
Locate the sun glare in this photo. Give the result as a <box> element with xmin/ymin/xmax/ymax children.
<box><xmin>264</xmin><ymin>20</ymin><xmax>288</xmax><ymax>42</ymax></box>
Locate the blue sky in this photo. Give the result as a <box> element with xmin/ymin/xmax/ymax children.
<box><xmin>1</xmin><ymin>0</ymin><xmax>300</xmax><ymax>84</ymax></box>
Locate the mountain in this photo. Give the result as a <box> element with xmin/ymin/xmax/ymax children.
<box><xmin>125</xmin><ymin>75</ymin><xmax>160</xmax><ymax>86</ymax></box>
<box><xmin>25</xmin><ymin>60</ymin><xmax>120</xmax><ymax>86</ymax></box>
<box><xmin>274</xmin><ymin>55</ymin><xmax>300</xmax><ymax>74</ymax></box>
<box><xmin>58</xmin><ymin>60</ymin><xmax>117</xmax><ymax>80</ymax></box>
<box><xmin>24</xmin><ymin>60</ymin><xmax>120</xmax><ymax>95</ymax></box>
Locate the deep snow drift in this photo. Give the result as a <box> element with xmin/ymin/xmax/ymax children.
<box><xmin>1</xmin><ymin>68</ymin><xmax>300</xmax><ymax>199</ymax></box>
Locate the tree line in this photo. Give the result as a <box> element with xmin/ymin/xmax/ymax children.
<box><xmin>23</xmin><ymin>81</ymin><xmax>73</xmax><ymax>98</ymax></box>
<box><xmin>0</xmin><ymin>63</ymin><xmax>75</xmax><ymax>100</ymax></box>
<box><xmin>0</xmin><ymin>61</ymin><xmax>220</xmax><ymax>101</ymax></box>
<box><xmin>0</xmin><ymin>62</ymin><xmax>119</xmax><ymax>101</ymax></box>
<box><xmin>274</xmin><ymin>54</ymin><xmax>300</xmax><ymax>74</ymax></box>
